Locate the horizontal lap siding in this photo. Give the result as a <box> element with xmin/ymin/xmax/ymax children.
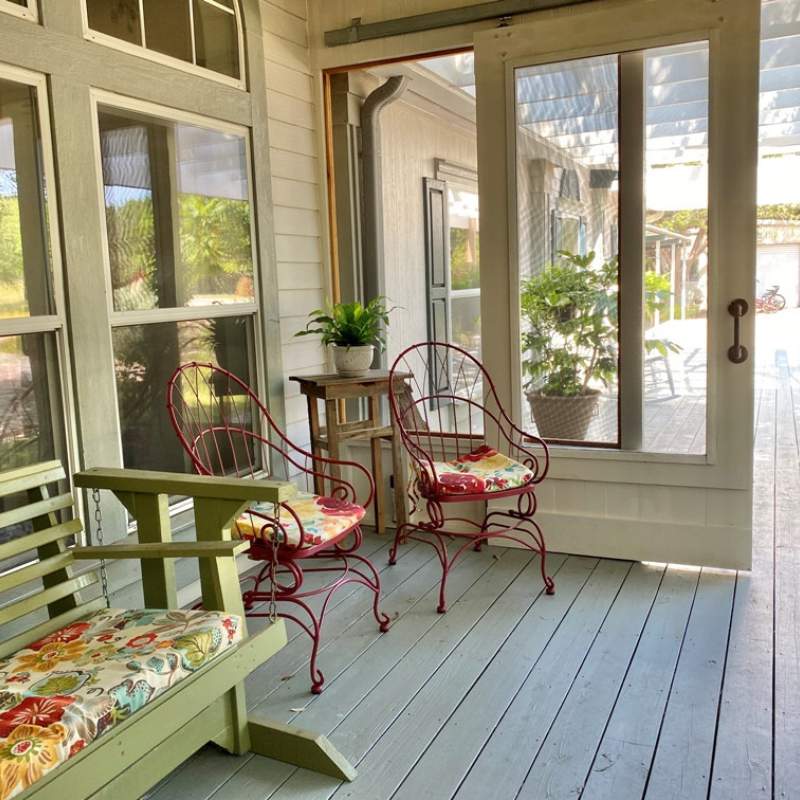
<box><xmin>262</xmin><ymin>0</ymin><xmax>327</xmax><ymax>465</ymax></box>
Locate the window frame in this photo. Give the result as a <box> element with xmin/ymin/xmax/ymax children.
<box><xmin>88</xmin><ymin>88</ymin><xmax>267</xmax><ymax>481</ymax></box>
<box><xmin>81</xmin><ymin>0</ymin><xmax>246</xmax><ymax>91</ymax></box>
<box><xmin>434</xmin><ymin>159</ymin><xmax>481</xmax><ymax>350</ymax></box>
<box><xmin>0</xmin><ymin>61</ymin><xmax>78</xmax><ymax>481</ymax></box>
<box><xmin>0</xmin><ymin>0</ymin><xmax>36</xmax><ymax>23</ymax></box>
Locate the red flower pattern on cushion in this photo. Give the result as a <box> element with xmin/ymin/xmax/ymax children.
<box><xmin>429</xmin><ymin>446</ymin><xmax>533</xmax><ymax>497</ymax></box>
<box><xmin>28</xmin><ymin>623</ymin><xmax>91</xmax><ymax>652</ymax></box>
<box><xmin>315</xmin><ymin>497</ymin><xmax>365</xmax><ymax>519</ymax></box>
<box><xmin>0</xmin><ymin>696</ymin><xmax>75</xmax><ymax>738</ymax></box>
<box><xmin>125</xmin><ymin>632</ymin><xmax>159</xmax><ymax>649</ymax></box>
<box><xmin>438</xmin><ymin>473</ymin><xmax>486</xmax><ymax>495</ymax></box>
<box><xmin>69</xmin><ymin>740</ymin><xmax>86</xmax><ymax>758</ymax></box>
<box><xmin>455</xmin><ymin>445</ymin><xmax>498</xmax><ymax>463</ymax></box>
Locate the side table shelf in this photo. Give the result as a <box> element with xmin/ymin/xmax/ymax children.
<box><xmin>289</xmin><ymin>371</ymin><xmax>410</xmax><ymax>533</ymax></box>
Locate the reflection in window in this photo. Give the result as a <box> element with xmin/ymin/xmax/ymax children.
<box><xmin>193</xmin><ymin>0</ymin><xmax>240</xmax><ymax>78</ymax></box>
<box><xmin>448</xmin><ymin>186</ymin><xmax>481</xmax><ymax>361</ymax></box>
<box><xmin>98</xmin><ymin>108</ymin><xmax>255</xmax><ymax>312</ymax></box>
<box><xmin>112</xmin><ymin>316</ymin><xmax>257</xmax><ymax>473</ymax></box>
<box><xmin>642</xmin><ymin>42</ymin><xmax>709</xmax><ymax>455</ymax></box>
<box><xmin>515</xmin><ymin>54</ymin><xmax>620</xmax><ymax>445</ymax></box>
<box><xmin>86</xmin><ymin>0</ymin><xmax>241</xmax><ymax>81</ymax></box>
<box><xmin>0</xmin><ymin>79</ymin><xmax>53</xmax><ymax>319</ymax></box>
<box><xmin>0</xmin><ymin>333</ymin><xmax>63</xmax><ymax>470</ymax></box>
<box><xmin>85</xmin><ymin>0</ymin><xmax>141</xmax><ymax>45</ymax></box>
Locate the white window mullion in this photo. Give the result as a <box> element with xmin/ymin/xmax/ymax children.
<box><xmin>618</xmin><ymin>50</ymin><xmax>645</xmax><ymax>451</ymax></box>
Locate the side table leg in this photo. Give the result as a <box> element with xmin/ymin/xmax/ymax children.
<box><xmin>391</xmin><ymin>416</ymin><xmax>409</xmax><ymax>529</ymax></box>
<box><xmin>307</xmin><ymin>396</ymin><xmax>324</xmax><ymax>496</ymax></box>
<box><xmin>368</xmin><ymin>395</ymin><xmax>385</xmax><ymax>534</ymax></box>
<box><xmin>324</xmin><ymin>399</ymin><xmax>342</xmax><ymax>485</ymax></box>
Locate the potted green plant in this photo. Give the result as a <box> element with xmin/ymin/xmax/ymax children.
<box><xmin>296</xmin><ymin>297</ymin><xmax>395</xmax><ymax>378</ymax></box>
<box><xmin>521</xmin><ymin>251</ymin><xmax>617</xmax><ymax>440</ymax></box>
<box><xmin>521</xmin><ymin>251</ymin><xmax>681</xmax><ymax>440</ymax></box>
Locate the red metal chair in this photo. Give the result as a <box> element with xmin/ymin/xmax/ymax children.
<box><xmin>388</xmin><ymin>342</ymin><xmax>553</xmax><ymax>612</ymax></box>
<box><xmin>166</xmin><ymin>362</ymin><xmax>389</xmax><ymax>693</ymax></box>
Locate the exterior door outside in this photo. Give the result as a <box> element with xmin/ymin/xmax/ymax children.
<box><xmin>474</xmin><ymin>0</ymin><xmax>761</xmax><ymax>568</ymax></box>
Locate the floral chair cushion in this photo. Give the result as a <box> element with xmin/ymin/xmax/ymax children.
<box><xmin>426</xmin><ymin>445</ymin><xmax>534</xmax><ymax>497</ymax></box>
<box><xmin>234</xmin><ymin>492</ymin><xmax>366</xmax><ymax>548</ymax></box>
<box><xmin>0</xmin><ymin>607</ymin><xmax>242</xmax><ymax>800</ymax></box>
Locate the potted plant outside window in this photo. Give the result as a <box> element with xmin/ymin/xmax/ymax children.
<box><xmin>520</xmin><ymin>250</ymin><xmax>680</xmax><ymax>441</ymax></box>
<box><xmin>296</xmin><ymin>298</ymin><xmax>395</xmax><ymax>378</ymax></box>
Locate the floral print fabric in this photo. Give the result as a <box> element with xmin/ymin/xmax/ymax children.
<box><xmin>235</xmin><ymin>492</ymin><xmax>366</xmax><ymax>547</ymax></box>
<box><xmin>0</xmin><ymin>608</ymin><xmax>242</xmax><ymax>799</ymax></box>
<box><xmin>426</xmin><ymin>445</ymin><xmax>534</xmax><ymax>496</ymax></box>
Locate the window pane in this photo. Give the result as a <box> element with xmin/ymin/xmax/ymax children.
<box><xmin>449</xmin><ymin>187</ymin><xmax>479</xmax><ymax>290</ymax></box>
<box><xmin>143</xmin><ymin>0</ymin><xmax>192</xmax><ymax>63</ymax></box>
<box><xmin>99</xmin><ymin>108</ymin><xmax>255</xmax><ymax>311</ymax></box>
<box><xmin>516</xmin><ymin>55</ymin><xmax>620</xmax><ymax>445</ymax></box>
<box><xmin>193</xmin><ymin>0</ymin><xmax>240</xmax><ymax>80</ymax></box>
<box><xmin>0</xmin><ymin>78</ymin><xmax>53</xmax><ymax>319</ymax></box>
<box><xmin>451</xmin><ymin>294</ymin><xmax>481</xmax><ymax>360</ymax></box>
<box><xmin>113</xmin><ymin>316</ymin><xmax>257</xmax><ymax>473</ymax></box>
<box><xmin>86</xmin><ymin>0</ymin><xmax>142</xmax><ymax>46</ymax></box>
<box><xmin>0</xmin><ymin>333</ymin><xmax>64</xmax><ymax>470</ymax></box>
<box><xmin>642</xmin><ymin>43</ymin><xmax>708</xmax><ymax>455</ymax></box>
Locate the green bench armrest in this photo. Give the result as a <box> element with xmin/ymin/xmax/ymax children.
<box><xmin>73</xmin><ymin>540</ymin><xmax>250</xmax><ymax>560</ymax></box>
<box><xmin>74</xmin><ymin>468</ymin><xmax>296</xmax><ymax>505</ymax></box>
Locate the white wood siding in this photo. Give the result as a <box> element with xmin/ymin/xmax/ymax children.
<box><xmin>262</xmin><ymin>0</ymin><xmax>328</xmax><ymax>449</ymax></box>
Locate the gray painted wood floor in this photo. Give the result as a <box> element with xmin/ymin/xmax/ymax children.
<box><xmin>148</xmin><ymin>381</ymin><xmax>794</xmax><ymax>800</ymax></box>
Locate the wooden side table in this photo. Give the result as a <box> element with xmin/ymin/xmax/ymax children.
<box><xmin>289</xmin><ymin>370</ymin><xmax>410</xmax><ymax>534</ymax></box>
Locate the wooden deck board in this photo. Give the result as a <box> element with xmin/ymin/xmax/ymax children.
<box><xmin>151</xmin><ymin>373</ymin><xmax>796</xmax><ymax>800</ymax></box>
<box><xmin>643</xmin><ymin>570</ymin><xmax>736</xmax><ymax>800</ymax></box>
<box><xmin>453</xmin><ymin>560</ymin><xmax>632</xmax><ymax>800</ymax></box>
<box><xmin>516</xmin><ymin>563</ymin><xmax>667</xmax><ymax>800</ymax></box>
<box><xmin>581</xmin><ymin>566</ymin><xmax>700</xmax><ymax>799</ymax></box>
<box><xmin>388</xmin><ymin>556</ymin><xmax>597</xmax><ymax>800</ymax></box>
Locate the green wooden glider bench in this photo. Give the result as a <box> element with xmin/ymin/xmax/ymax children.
<box><xmin>0</xmin><ymin>460</ymin><xmax>355</xmax><ymax>800</ymax></box>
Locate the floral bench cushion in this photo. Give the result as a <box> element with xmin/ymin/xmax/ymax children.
<box><xmin>234</xmin><ymin>492</ymin><xmax>366</xmax><ymax>548</ymax></box>
<box><xmin>426</xmin><ymin>445</ymin><xmax>534</xmax><ymax>497</ymax></box>
<box><xmin>0</xmin><ymin>607</ymin><xmax>242</xmax><ymax>800</ymax></box>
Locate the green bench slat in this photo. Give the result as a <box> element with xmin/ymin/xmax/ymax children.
<box><xmin>0</xmin><ymin>461</ymin><xmax>66</xmax><ymax>498</ymax></box>
<box><xmin>0</xmin><ymin>551</ymin><xmax>76</xmax><ymax>594</ymax></box>
<box><xmin>0</xmin><ymin>518</ymin><xmax>82</xmax><ymax>562</ymax></box>
<box><xmin>0</xmin><ymin>571</ymin><xmax>98</xmax><ymax>627</ymax></box>
<box><xmin>0</xmin><ymin>492</ymin><xmax>74</xmax><ymax>532</ymax></box>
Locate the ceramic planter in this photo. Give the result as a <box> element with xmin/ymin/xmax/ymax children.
<box><xmin>526</xmin><ymin>389</ymin><xmax>600</xmax><ymax>441</ymax></box>
<box><xmin>332</xmin><ymin>344</ymin><xmax>374</xmax><ymax>377</ymax></box>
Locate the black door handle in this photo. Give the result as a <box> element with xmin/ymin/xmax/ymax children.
<box><xmin>728</xmin><ymin>298</ymin><xmax>749</xmax><ymax>364</ymax></box>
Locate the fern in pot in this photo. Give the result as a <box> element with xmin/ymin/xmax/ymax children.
<box><xmin>296</xmin><ymin>297</ymin><xmax>395</xmax><ymax>378</ymax></box>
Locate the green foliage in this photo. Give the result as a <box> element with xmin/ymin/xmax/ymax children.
<box><xmin>103</xmin><ymin>193</ymin><xmax>252</xmax><ymax>310</ymax></box>
<box><xmin>450</xmin><ymin>227</ymin><xmax>480</xmax><ymax>290</ymax></box>
<box><xmin>520</xmin><ymin>251</ymin><xmax>681</xmax><ymax>398</ymax></box>
<box><xmin>520</xmin><ymin>251</ymin><xmax>618</xmax><ymax>398</ymax></box>
<box><xmin>296</xmin><ymin>298</ymin><xmax>396</xmax><ymax>350</ymax></box>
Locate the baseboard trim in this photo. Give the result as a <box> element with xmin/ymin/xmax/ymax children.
<box><xmin>490</xmin><ymin>511</ymin><xmax>751</xmax><ymax>570</ymax></box>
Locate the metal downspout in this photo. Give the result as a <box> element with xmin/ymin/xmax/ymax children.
<box><xmin>360</xmin><ymin>76</ymin><xmax>408</xmax><ymax>355</ymax></box>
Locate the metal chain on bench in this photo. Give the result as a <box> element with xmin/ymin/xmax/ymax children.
<box><xmin>268</xmin><ymin>503</ymin><xmax>281</xmax><ymax>623</ymax></box>
<box><xmin>91</xmin><ymin>488</ymin><xmax>111</xmax><ymax>608</ymax></box>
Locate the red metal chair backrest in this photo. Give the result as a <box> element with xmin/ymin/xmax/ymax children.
<box><xmin>167</xmin><ymin>361</ymin><xmax>290</xmax><ymax>482</ymax></box>
<box><xmin>388</xmin><ymin>342</ymin><xmax>549</xmax><ymax>489</ymax></box>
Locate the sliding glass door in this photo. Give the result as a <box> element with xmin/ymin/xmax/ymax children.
<box><xmin>475</xmin><ymin>0</ymin><xmax>760</xmax><ymax>567</ymax></box>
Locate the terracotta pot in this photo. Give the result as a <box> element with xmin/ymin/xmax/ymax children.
<box><xmin>332</xmin><ymin>344</ymin><xmax>374</xmax><ymax>377</ymax></box>
<box><xmin>526</xmin><ymin>389</ymin><xmax>600</xmax><ymax>441</ymax></box>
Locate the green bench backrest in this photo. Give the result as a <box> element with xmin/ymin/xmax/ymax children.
<box><xmin>0</xmin><ymin>460</ymin><xmax>103</xmax><ymax>659</ymax></box>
